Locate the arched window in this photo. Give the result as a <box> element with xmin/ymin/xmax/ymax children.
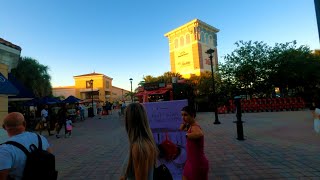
<box><xmin>200</xmin><ymin>32</ymin><xmax>205</xmax><ymax>42</ymax></box>
<box><xmin>175</xmin><ymin>39</ymin><xmax>179</xmax><ymax>48</ymax></box>
<box><xmin>205</xmin><ymin>33</ymin><xmax>209</xmax><ymax>44</ymax></box>
<box><xmin>186</xmin><ymin>34</ymin><xmax>190</xmax><ymax>44</ymax></box>
<box><xmin>209</xmin><ymin>35</ymin><xmax>213</xmax><ymax>45</ymax></box>
<box><xmin>180</xmin><ymin>36</ymin><xmax>184</xmax><ymax>46</ymax></box>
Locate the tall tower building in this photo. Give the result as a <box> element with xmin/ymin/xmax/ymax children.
<box><xmin>165</xmin><ymin>19</ymin><xmax>219</xmax><ymax>78</ymax></box>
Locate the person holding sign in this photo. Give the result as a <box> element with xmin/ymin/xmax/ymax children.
<box><xmin>120</xmin><ymin>103</ymin><xmax>158</xmax><ymax>180</ymax></box>
<box><xmin>179</xmin><ymin>106</ymin><xmax>209</xmax><ymax>180</ymax></box>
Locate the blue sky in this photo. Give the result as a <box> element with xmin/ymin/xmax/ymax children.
<box><xmin>1</xmin><ymin>0</ymin><xmax>318</xmax><ymax>91</ymax></box>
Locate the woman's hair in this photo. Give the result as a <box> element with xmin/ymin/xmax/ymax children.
<box><xmin>181</xmin><ymin>105</ymin><xmax>196</xmax><ymax>118</ymax></box>
<box><xmin>124</xmin><ymin>103</ymin><xmax>158</xmax><ymax>177</ymax></box>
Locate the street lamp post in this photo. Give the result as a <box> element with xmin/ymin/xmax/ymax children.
<box><xmin>121</xmin><ymin>89</ymin><xmax>124</xmax><ymax>101</ymax></box>
<box><xmin>205</xmin><ymin>48</ymin><xmax>221</xmax><ymax>124</ymax></box>
<box><xmin>129</xmin><ymin>78</ymin><xmax>133</xmax><ymax>102</ymax></box>
<box><xmin>90</xmin><ymin>79</ymin><xmax>94</xmax><ymax>117</ymax></box>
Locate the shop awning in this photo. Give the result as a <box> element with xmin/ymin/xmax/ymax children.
<box><xmin>135</xmin><ymin>92</ymin><xmax>147</xmax><ymax>96</ymax></box>
<box><xmin>135</xmin><ymin>89</ymin><xmax>169</xmax><ymax>96</ymax></box>
<box><xmin>0</xmin><ymin>72</ymin><xmax>19</xmax><ymax>96</ymax></box>
<box><xmin>146</xmin><ymin>89</ymin><xmax>168</xmax><ymax>95</ymax></box>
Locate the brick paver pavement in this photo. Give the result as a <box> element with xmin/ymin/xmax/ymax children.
<box><xmin>43</xmin><ymin>110</ymin><xmax>319</xmax><ymax>180</ymax></box>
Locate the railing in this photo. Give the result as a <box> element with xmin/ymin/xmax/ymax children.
<box><xmin>218</xmin><ymin>97</ymin><xmax>306</xmax><ymax>114</ymax></box>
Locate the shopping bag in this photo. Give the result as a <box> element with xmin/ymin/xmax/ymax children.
<box><xmin>35</xmin><ymin>122</ymin><xmax>41</xmax><ymax>131</ymax></box>
<box><xmin>54</xmin><ymin>123</ymin><xmax>60</xmax><ymax>131</ymax></box>
<box><xmin>35</xmin><ymin>122</ymin><xmax>43</xmax><ymax>131</ymax></box>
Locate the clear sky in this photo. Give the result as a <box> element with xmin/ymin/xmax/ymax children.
<box><xmin>1</xmin><ymin>0</ymin><xmax>318</xmax><ymax>91</ymax></box>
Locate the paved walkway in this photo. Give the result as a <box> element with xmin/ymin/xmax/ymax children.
<box><xmin>13</xmin><ymin>110</ymin><xmax>320</xmax><ymax>179</ymax></box>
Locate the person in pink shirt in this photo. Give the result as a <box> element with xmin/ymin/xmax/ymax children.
<box><xmin>179</xmin><ymin>106</ymin><xmax>209</xmax><ymax>180</ymax></box>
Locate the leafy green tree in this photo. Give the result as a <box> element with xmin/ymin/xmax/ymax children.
<box><xmin>221</xmin><ymin>41</ymin><xmax>271</xmax><ymax>98</ymax></box>
<box><xmin>267</xmin><ymin>41</ymin><xmax>320</xmax><ymax>100</ymax></box>
<box><xmin>11</xmin><ymin>57</ymin><xmax>52</xmax><ymax>97</ymax></box>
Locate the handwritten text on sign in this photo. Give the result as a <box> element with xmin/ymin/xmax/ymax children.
<box><xmin>143</xmin><ymin>99</ymin><xmax>188</xmax><ymax>129</ymax></box>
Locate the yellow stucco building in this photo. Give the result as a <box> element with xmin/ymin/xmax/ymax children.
<box><xmin>165</xmin><ymin>19</ymin><xmax>219</xmax><ymax>78</ymax></box>
<box><xmin>53</xmin><ymin>72</ymin><xmax>130</xmax><ymax>102</ymax></box>
<box><xmin>74</xmin><ymin>72</ymin><xmax>113</xmax><ymax>102</ymax></box>
<box><xmin>0</xmin><ymin>38</ymin><xmax>21</xmax><ymax>124</ymax></box>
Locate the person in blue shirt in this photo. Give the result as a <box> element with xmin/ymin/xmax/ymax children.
<box><xmin>0</xmin><ymin>112</ymin><xmax>52</xmax><ymax>180</ymax></box>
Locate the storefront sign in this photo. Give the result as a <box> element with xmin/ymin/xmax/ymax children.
<box><xmin>143</xmin><ymin>99</ymin><xmax>188</xmax><ymax>179</ymax></box>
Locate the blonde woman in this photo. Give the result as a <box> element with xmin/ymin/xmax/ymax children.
<box><xmin>120</xmin><ymin>103</ymin><xmax>158</xmax><ymax>180</ymax></box>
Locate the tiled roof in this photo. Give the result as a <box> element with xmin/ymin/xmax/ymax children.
<box><xmin>74</xmin><ymin>72</ymin><xmax>104</xmax><ymax>77</ymax></box>
<box><xmin>0</xmin><ymin>38</ymin><xmax>22</xmax><ymax>51</ymax></box>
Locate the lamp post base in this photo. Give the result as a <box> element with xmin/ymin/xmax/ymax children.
<box><xmin>213</xmin><ymin>120</ymin><xmax>221</xmax><ymax>124</ymax></box>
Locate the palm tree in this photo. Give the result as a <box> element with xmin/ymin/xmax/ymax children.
<box><xmin>11</xmin><ymin>57</ymin><xmax>52</xmax><ymax>97</ymax></box>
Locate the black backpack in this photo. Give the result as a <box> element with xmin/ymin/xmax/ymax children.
<box><xmin>4</xmin><ymin>134</ymin><xmax>58</xmax><ymax>180</ymax></box>
<box><xmin>153</xmin><ymin>164</ymin><xmax>173</xmax><ymax>180</ymax></box>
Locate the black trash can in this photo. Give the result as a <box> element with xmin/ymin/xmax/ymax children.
<box><xmin>88</xmin><ymin>107</ymin><xmax>94</xmax><ymax>117</ymax></box>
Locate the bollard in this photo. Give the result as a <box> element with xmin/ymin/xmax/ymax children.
<box><xmin>234</xmin><ymin>96</ymin><xmax>245</xmax><ymax>140</ymax></box>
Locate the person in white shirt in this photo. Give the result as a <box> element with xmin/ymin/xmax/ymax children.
<box><xmin>0</xmin><ymin>112</ymin><xmax>52</xmax><ymax>180</ymax></box>
<box><xmin>40</xmin><ymin>105</ymin><xmax>53</xmax><ymax>136</ymax></box>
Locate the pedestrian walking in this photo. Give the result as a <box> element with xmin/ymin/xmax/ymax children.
<box><xmin>65</xmin><ymin>119</ymin><xmax>73</xmax><ymax>138</ymax></box>
<box><xmin>40</xmin><ymin>105</ymin><xmax>53</xmax><ymax>136</ymax></box>
<box><xmin>179</xmin><ymin>106</ymin><xmax>209</xmax><ymax>180</ymax></box>
<box><xmin>55</xmin><ymin>104</ymin><xmax>68</xmax><ymax>139</ymax></box>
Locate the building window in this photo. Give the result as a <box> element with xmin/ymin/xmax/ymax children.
<box><xmin>200</xmin><ymin>32</ymin><xmax>204</xmax><ymax>42</ymax></box>
<box><xmin>106</xmin><ymin>81</ymin><xmax>110</xmax><ymax>89</ymax></box>
<box><xmin>209</xmin><ymin>35</ymin><xmax>213</xmax><ymax>45</ymax></box>
<box><xmin>205</xmin><ymin>33</ymin><xmax>209</xmax><ymax>44</ymax></box>
<box><xmin>180</xmin><ymin>36</ymin><xmax>184</xmax><ymax>46</ymax></box>
<box><xmin>186</xmin><ymin>34</ymin><xmax>190</xmax><ymax>44</ymax></box>
<box><xmin>86</xmin><ymin>80</ymin><xmax>93</xmax><ymax>88</ymax></box>
<box><xmin>174</xmin><ymin>39</ymin><xmax>179</xmax><ymax>48</ymax></box>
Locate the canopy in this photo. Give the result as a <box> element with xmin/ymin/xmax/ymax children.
<box><xmin>0</xmin><ymin>72</ymin><xmax>19</xmax><ymax>95</ymax></box>
<box><xmin>135</xmin><ymin>89</ymin><xmax>168</xmax><ymax>96</ymax></box>
<box><xmin>39</xmin><ymin>96</ymin><xmax>61</xmax><ymax>105</ymax></box>
<box><xmin>62</xmin><ymin>95</ymin><xmax>81</xmax><ymax>103</ymax></box>
<box><xmin>24</xmin><ymin>96</ymin><xmax>61</xmax><ymax>106</ymax></box>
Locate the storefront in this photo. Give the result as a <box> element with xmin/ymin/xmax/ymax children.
<box><xmin>135</xmin><ymin>82</ymin><xmax>194</xmax><ymax>104</ymax></box>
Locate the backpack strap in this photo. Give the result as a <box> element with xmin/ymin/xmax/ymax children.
<box><xmin>3</xmin><ymin>141</ymin><xmax>30</xmax><ymax>156</ymax></box>
<box><xmin>36</xmin><ymin>134</ymin><xmax>43</xmax><ymax>150</ymax></box>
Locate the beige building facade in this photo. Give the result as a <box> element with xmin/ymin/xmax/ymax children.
<box><xmin>52</xmin><ymin>72</ymin><xmax>130</xmax><ymax>103</ymax></box>
<box><xmin>165</xmin><ymin>19</ymin><xmax>219</xmax><ymax>78</ymax></box>
<box><xmin>0</xmin><ymin>38</ymin><xmax>21</xmax><ymax>124</ymax></box>
<box><xmin>52</xmin><ymin>86</ymin><xmax>76</xmax><ymax>98</ymax></box>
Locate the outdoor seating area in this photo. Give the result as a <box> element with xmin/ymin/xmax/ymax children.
<box><xmin>218</xmin><ymin>97</ymin><xmax>306</xmax><ymax>114</ymax></box>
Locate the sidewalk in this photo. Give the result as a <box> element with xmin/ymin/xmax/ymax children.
<box><xmin>199</xmin><ymin>110</ymin><xmax>320</xmax><ymax>179</ymax></box>
<box><xmin>2</xmin><ymin>110</ymin><xmax>319</xmax><ymax>179</ymax></box>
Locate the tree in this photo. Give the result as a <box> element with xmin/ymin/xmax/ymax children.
<box><xmin>143</xmin><ymin>72</ymin><xmax>182</xmax><ymax>83</ymax></box>
<box><xmin>221</xmin><ymin>40</ymin><xmax>271</xmax><ymax>98</ymax></box>
<box><xmin>220</xmin><ymin>40</ymin><xmax>320</xmax><ymax>102</ymax></box>
<box><xmin>11</xmin><ymin>57</ymin><xmax>52</xmax><ymax>97</ymax></box>
<box><xmin>267</xmin><ymin>41</ymin><xmax>320</xmax><ymax>99</ymax></box>
<box><xmin>143</xmin><ymin>75</ymin><xmax>157</xmax><ymax>83</ymax></box>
